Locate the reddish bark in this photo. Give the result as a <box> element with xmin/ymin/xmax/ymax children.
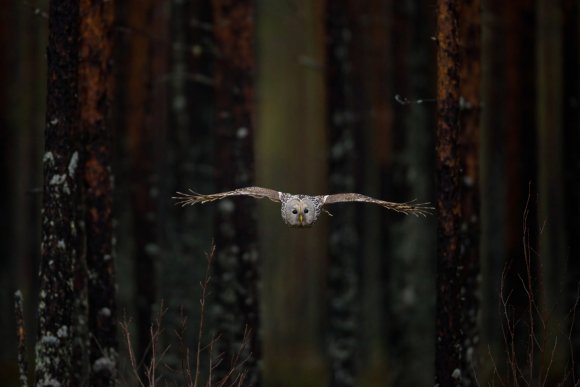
<box><xmin>434</xmin><ymin>0</ymin><xmax>463</xmax><ymax>386</ymax></box>
<box><xmin>458</xmin><ymin>0</ymin><xmax>481</xmax><ymax>383</ymax></box>
<box><xmin>79</xmin><ymin>0</ymin><xmax>117</xmax><ymax>385</ymax></box>
<box><xmin>122</xmin><ymin>0</ymin><xmax>163</xmax><ymax>363</ymax></box>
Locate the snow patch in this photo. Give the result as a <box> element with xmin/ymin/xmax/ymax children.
<box><xmin>236</xmin><ymin>127</ymin><xmax>249</xmax><ymax>139</ymax></box>
<box><xmin>57</xmin><ymin>325</ymin><xmax>68</xmax><ymax>338</ymax></box>
<box><xmin>68</xmin><ymin>151</ymin><xmax>79</xmax><ymax>177</ymax></box>
<box><xmin>451</xmin><ymin>368</ymin><xmax>461</xmax><ymax>379</ymax></box>
<box><xmin>50</xmin><ymin>174</ymin><xmax>66</xmax><ymax>185</ymax></box>
<box><xmin>40</xmin><ymin>334</ymin><xmax>59</xmax><ymax>346</ymax></box>
<box><xmin>40</xmin><ymin>378</ymin><xmax>62</xmax><ymax>387</ymax></box>
<box><xmin>43</xmin><ymin>152</ymin><xmax>55</xmax><ymax>165</ymax></box>
<box><xmin>93</xmin><ymin>356</ymin><xmax>115</xmax><ymax>373</ymax></box>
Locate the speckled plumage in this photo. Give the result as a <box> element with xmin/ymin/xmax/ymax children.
<box><xmin>173</xmin><ymin>186</ymin><xmax>432</xmax><ymax>227</ymax></box>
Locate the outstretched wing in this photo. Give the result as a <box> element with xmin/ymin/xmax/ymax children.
<box><xmin>321</xmin><ymin>193</ymin><xmax>433</xmax><ymax>217</ymax></box>
<box><xmin>173</xmin><ymin>186</ymin><xmax>282</xmax><ymax>207</ymax></box>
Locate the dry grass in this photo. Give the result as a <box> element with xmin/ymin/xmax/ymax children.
<box><xmin>482</xmin><ymin>191</ymin><xmax>580</xmax><ymax>387</ymax></box>
<box><xmin>120</xmin><ymin>245</ymin><xmax>251</xmax><ymax>387</ymax></box>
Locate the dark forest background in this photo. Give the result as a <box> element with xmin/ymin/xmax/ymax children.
<box><xmin>1</xmin><ymin>0</ymin><xmax>579</xmax><ymax>386</ymax></box>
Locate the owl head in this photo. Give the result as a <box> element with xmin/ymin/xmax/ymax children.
<box><xmin>282</xmin><ymin>197</ymin><xmax>319</xmax><ymax>227</ymax></box>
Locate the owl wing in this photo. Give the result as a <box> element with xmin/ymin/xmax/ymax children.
<box><xmin>321</xmin><ymin>193</ymin><xmax>433</xmax><ymax>217</ymax></box>
<box><xmin>173</xmin><ymin>186</ymin><xmax>282</xmax><ymax>207</ymax></box>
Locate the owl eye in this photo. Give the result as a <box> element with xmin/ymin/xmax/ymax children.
<box><xmin>304</xmin><ymin>209</ymin><xmax>309</xmax><ymax>214</ymax></box>
<box><xmin>292</xmin><ymin>209</ymin><xmax>298</xmax><ymax>214</ymax></box>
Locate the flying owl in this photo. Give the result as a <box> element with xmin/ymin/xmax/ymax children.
<box><xmin>173</xmin><ymin>186</ymin><xmax>432</xmax><ymax>228</ymax></box>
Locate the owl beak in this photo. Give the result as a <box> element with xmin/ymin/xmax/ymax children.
<box><xmin>299</xmin><ymin>213</ymin><xmax>304</xmax><ymax>225</ymax></box>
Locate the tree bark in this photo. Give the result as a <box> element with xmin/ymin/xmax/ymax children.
<box><xmin>480</xmin><ymin>0</ymin><xmax>508</xmax><ymax>377</ymax></box>
<box><xmin>386</xmin><ymin>0</ymin><xmax>437</xmax><ymax>385</ymax></box>
<box><xmin>79</xmin><ymin>0</ymin><xmax>117</xmax><ymax>385</ymax></box>
<box><xmin>536</xmin><ymin>0</ymin><xmax>567</xmax><ymax>380</ymax></box>
<box><xmin>35</xmin><ymin>1</ymin><xmax>81</xmax><ymax>385</ymax></box>
<box><xmin>458</xmin><ymin>1</ymin><xmax>481</xmax><ymax>385</ymax></box>
<box><xmin>121</xmin><ymin>0</ymin><xmax>164</xmax><ymax>364</ymax></box>
<box><xmin>563</xmin><ymin>0</ymin><xmax>580</xmax><ymax>378</ymax></box>
<box><xmin>325</xmin><ymin>2</ymin><xmax>360</xmax><ymax>386</ymax></box>
<box><xmin>434</xmin><ymin>0</ymin><xmax>463</xmax><ymax>386</ymax></box>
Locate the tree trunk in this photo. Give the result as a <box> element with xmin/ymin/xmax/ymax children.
<box><xmin>160</xmin><ymin>0</ymin><xmax>215</xmax><ymax>383</ymax></box>
<box><xmin>79</xmin><ymin>0</ymin><xmax>117</xmax><ymax>385</ymax></box>
<box><xmin>458</xmin><ymin>1</ymin><xmax>481</xmax><ymax>385</ymax></box>
<box><xmin>121</xmin><ymin>0</ymin><xmax>165</xmax><ymax>364</ymax></box>
<box><xmin>325</xmin><ymin>2</ymin><xmax>361</xmax><ymax>386</ymax></box>
<box><xmin>211</xmin><ymin>1</ymin><xmax>261</xmax><ymax>384</ymax></box>
<box><xmin>563</xmin><ymin>0</ymin><xmax>580</xmax><ymax>378</ymax></box>
<box><xmin>386</xmin><ymin>0</ymin><xmax>437</xmax><ymax>385</ymax></box>
<box><xmin>479</xmin><ymin>0</ymin><xmax>507</xmax><ymax>378</ymax></box>
<box><xmin>35</xmin><ymin>1</ymin><xmax>81</xmax><ymax>385</ymax></box>
<box><xmin>434</xmin><ymin>0</ymin><xmax>463</xmax><ymax>386</ymax></box>
<box><xmin>536</xmin><ymin>0</ymin><xmax>567</xmax><ymax>380</ymax></box>
<box><xmin>255</xmin><ymin>1</ymin><xmax>327</xmax><ymax>385</ymax></box>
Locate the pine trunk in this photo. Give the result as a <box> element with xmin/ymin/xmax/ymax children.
<box><xmin>35</xmin><ymin>1</ymin><xmax>81</xmax><ymax>385</ymax></box>
<box><xmin>458</xmin><ymin>1</ymin><xmax>481</xmax><ymax>385</ymax></box>
<box><xmin>434</xmin><ymin>0</ymin><xmax>463</xmax><ymax>385</ymax></box>
<box><xmin>79</xmin><ymin>0</ymin><xmax>117</xmax><ymax>384</ymax></box>
<box><xmin>325</xmin><ymin>1</ymin><xmax>360</xmax><ymax>386</ymax></box>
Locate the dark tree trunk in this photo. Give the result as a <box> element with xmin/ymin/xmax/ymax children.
<box><xmin>563</xmin><ymin>0</ymin><xmax>580</xmax><ymax>378</ymax></box>
<box><xmin>160</xmin><ymin>0</ymin><xmax>215</xmax><ymax>383</ymax></box>
<box><xmin>503</xmin><ymin>1</ymin><xmax>539</xmax><ymax>379</ymax></box>
<box><xmin>35</xmin><ymin>1</ymin><xmax>81</xmax><ymax>385</ymax></box>
<box><xmin>79</xmin><ymin>0</ymin><xmax>117</xmax><ymax>385</ymax></box>
<box><xmin>386</xmin><ymin>0</ymin><xmax>436</xmax><ymax>385</ymax></box>
<box><xmin>0</xmin><ymin>1</ymin><xmax>16</xmax><ymax>368</ymax></box>
<box><xmin>325</xmin><ymin>1</ymin><xmax>360</xmax><ymax>386</ymax></box>
<box><xmin>121</xmin><ymin>0</ymin><xmax>163</xmax><ymax>364</ymax></box>
<box><xmin>211</xmin><ymin>1</ymin><xmax>261</xmax><ymax>384</ymax></box>
<box><xmin>5</xmin><ymin>2</ymin><xmax>47</xmax><ymax>382</ymax></box>
<box><xmin>458</xmin><ymin>1</ymin><xmax>481</xmax><ymax>385</ymax></box>
<box><xmin>536</xmin><ymin>0</ymin><xmax>567</xmax><ymax>380</ymax></box>
<box><xmin>480</xmin><ymin>1</ymin><xmax>507</xmax><ymax>373</ymax></box>
<box><xmin>434</xmin><ymin>0</ymin><xmax>463</xmax><ymax>386</ymax></box>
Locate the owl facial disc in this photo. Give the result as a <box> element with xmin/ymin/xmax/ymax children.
<box><xmin>282</xmin><ymin>197</ymin><xmax>318</xmax><ymax>227</ymax></box>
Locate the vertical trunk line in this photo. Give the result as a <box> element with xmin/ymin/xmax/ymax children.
<box><xmin>36</xmin><ymin>1</ymin><xmax>81</xmax><ymax>385</ymax></box>
<box><xmin>79</xmin><ymin>0</ymin><xmax>117</xmax><ymax>385</ymax></box>
<box><xmin>458</xmin><ymin>0</ymin><xmax>481</xmax><ymax>385</ymax></box>
<box><xmin>434</xmin><ymin>0</ymin><xmax>463</xmax><ymax>386</ymax></box>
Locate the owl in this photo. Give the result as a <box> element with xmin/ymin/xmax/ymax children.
<box><xmin>173</xmin><ymin>186</ymin><xmax>432</xmax><ymax>228</ymax></box>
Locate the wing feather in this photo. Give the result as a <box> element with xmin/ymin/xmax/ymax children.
<box><xmin>173</xmin><ymin>186</ymin><xmax>281</xmax><ymax>207</ymax></box>
<box><xmin>322</xmin><ymin>193</ymin><xmax>433</xmax><ymax>217</ymax></box>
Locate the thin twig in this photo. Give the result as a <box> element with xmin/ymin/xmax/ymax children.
<box><xmin>568</xmin><ymin>283</ymin><xmax>580</xmax><ymax>384</ymax></box>
<box><xmin>195</xmin><ymin>245</ymin><xmax>216</xmax><ymax>387</ymax></box>
<box><xmin>541</xmin><ymin>336</ymin><xmax>558</xmax><ymax>387</ymax></box>
<box><xmin>120</xmin><ymin>316</ymin><xmax>145</xmax><ymax>387</ymax></box>
<box><xmin>176</xmin><ymin>310</ymin><xmax>194</xmax><ymax>387</ymax></box>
